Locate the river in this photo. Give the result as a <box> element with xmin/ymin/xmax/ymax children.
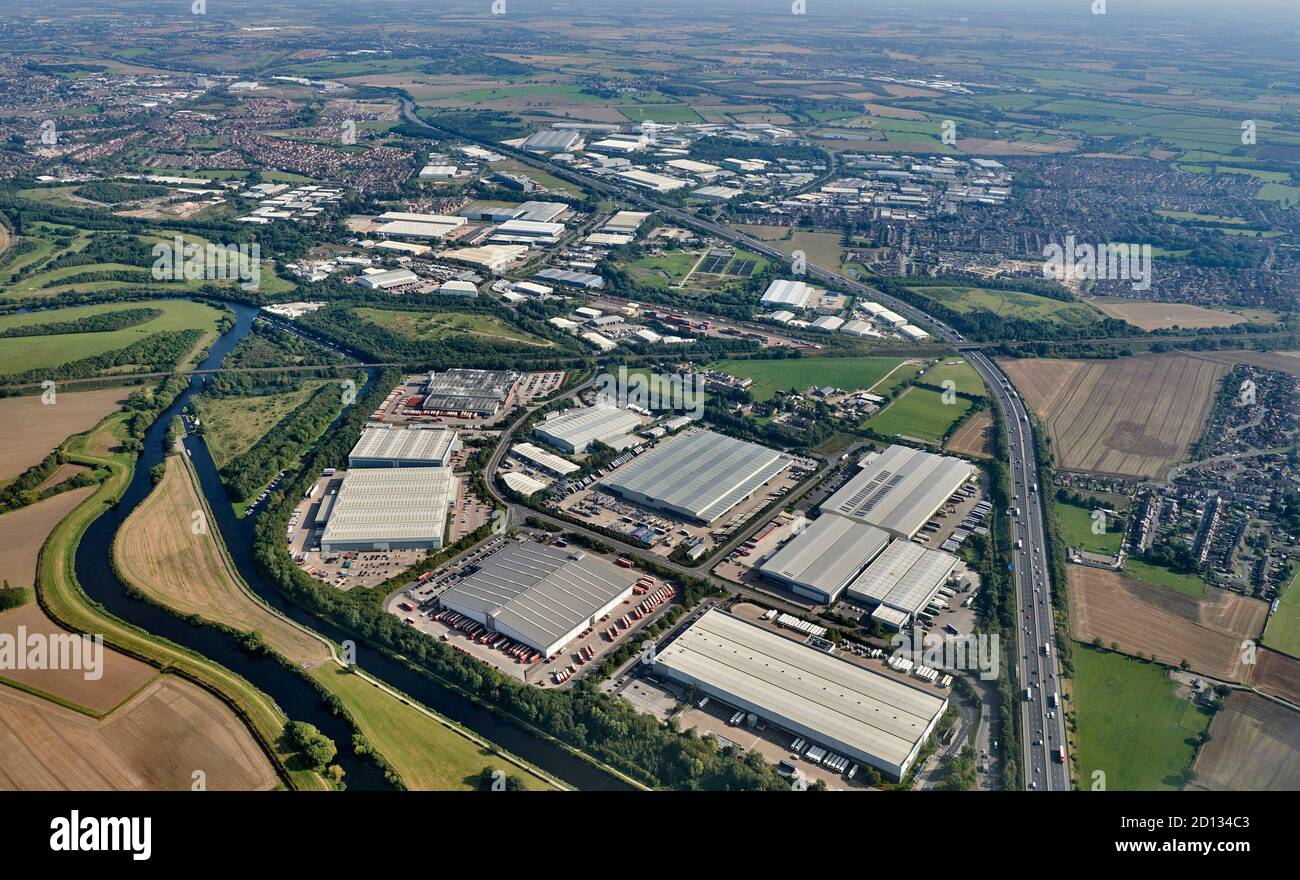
<box><xmin>74</xmin><ymin>300</ymin><xmax>629</xmax><ymax>791</ymax></box>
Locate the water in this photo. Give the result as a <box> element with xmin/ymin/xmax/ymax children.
<box><xmin>74</xmin><ymin>301</ymin><xmax>628</xmax><ymax>791</ymax></box>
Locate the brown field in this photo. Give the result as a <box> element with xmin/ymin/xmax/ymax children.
<box><xmin>0</xmin><ymin>675</ymin><xmax>279</xmax><ymax>791</ymax></box>
<box><xmin>34</xmin><ymin>463</ymin><xmax>90</xmax><ymax>492</ymax></box>
<box><xmin>1248</xmin><ymin>649</ymin><xmax>1300</xmax><ymax>707</ymax></box>
<box><xmin>944</xmin><ymin>409</ymin><xmax>994</xmax><ymax>459</ymax></box>
<box><xmin>1088</xmin><ymin>298</ymin><xmax>1268</xmax><ymax>330</ymax></box>
<box><xmin>1190</xmin><ymin>692</ymin><xmax>1300</xmax><ymax>791</ymax></box>
<box><xmin>1000</xmin><ymin>353</ymin><xmax>1227</xmax><ymax>479</ymax></box>
<box><xmin>0</xmin><ymin>602</ymin><xmax>158</xmax><ymax>715</ymax></box>
<box><xmin>0</xmin><ymin>389</ymin><xmax>128</xmax><ymax>481</ymax></box>
<box><xmin>1178</xmin><ymin>348</ymin><xmax>1300</xmax><ymax>379</ymax></box>
<box><xmin>0</xmin><ymin>485</ymin><xmax>96</xmax><ymax>591</ymax></box>
<box><xmin>114</xmin><ymin>455</ymin><xmax>331</xmax><ymax>667</ymax></box>
<box><xmin>1067</xmin><ymin>566</ymin><xmax>1266</xmax><ymax>681</ymax></box>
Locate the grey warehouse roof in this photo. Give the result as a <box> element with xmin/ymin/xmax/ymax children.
<box><xmin>821</xmin><ymin>445</ymin><xmax>977</xmax><ymax>538</ymax></box>
<box><xmin>846</xmin><ymin>540</ymin><xmax>958</xmax><ymax>614</ymax></box>
<box><xmin>759</xmin><ymin>516</ymin><xmax>890</xmax><ymax>602</ymax></box>
<box><xmin>440</xmin><ymin>541</ymin><xmax>638</xmax><ymax>650</ymax></box>
<box><xmin>321</xmin><ymin>468</ymin><xmax>456</xmax><ymax>547</ymax></box>
<box><xmin>534</xmin><ymin>405</ymin><xmax>643</xmax><ymax>450</ymax></box>
<box><xmin>601</xmin><ymin>429</ymin><xmax>789</xmax><ymax>523</ymax></box>
<box><xmin>654</xmin><ymin>610</ymin><xmax>947</xmax><ymax>774</ymax></box>
<box><xmin>349</xmin><ymin>425</ymin><xmax>457</xmax><ymax>464</ymax></box>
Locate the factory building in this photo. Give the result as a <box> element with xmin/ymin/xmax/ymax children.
<box><xmin>759</xmin><ymin>279</ymin><xmax>815</xmax><ymax>309</ymax></box>
<box><xmin>603</xmin><ymin>211</ymin><xmax>651</xmax><ymax>234</ymax></box>
<box><xmin>438</xmin><ymin>541</ymin><xmax>639</xmax><ymax>657</ymax></box>
<box><xmin>422</xmin><ymin>369</ymin><xmax>519</xmax><ymax>417</ymax></box>
<box><xmin>758</xmin><ymin>516</ymin><xmax>891</xmax><ymax>604</ymax></box>
<box><xmin>845</xmin><ymin>540</ymin><xmax>960</xmax><ymax>631</ymax></box>
<box><xmin>358</xmin><ymin>268</ymin><xmax>419</xmax><ymax>290</ymax></box>
<box><xmin>510</xmin><ymin>442</ymin><xmax>580</xmax><ymax>477</ymax></box>
<box><xmin>600</xmin><ymin>429</ymin><xmax>789</xmax><ymax>524</ymax></box>
<box><xmin>320</xmin><ymin>468</ymin><xmax>457</xmax><ymax>553</ymax></box>
<box><xmin>348</xmin><ymin>425</ymin><xmax>460</xmax><ymax>468</ymax></box>
<box><xmin>520</xmin><ymin>129</ymin><xmax>584</xmax><ymax>153</ymax></box>
<box><xmin>533</xmin><ymin>404</ymin><xmax>644</xmax><ymax>454</ymax></box>
<box><xmin>614</xmin><ymin>169</ymin><xmax>689</xmax><ymax>192</ymax></box>
<box><xmin>653</xmin><ymin>610</ymin><xmax>948</xmax><ymax>780</ymax></box>
<box><xmin>534</xmin><ymin>268</ymin><xmax>604</xmax><ymax>289</ymax></box>
<box><xmin>820</xmin><ymin>445</ymin><xmax>978</xmax><ymax>539</ymax></box>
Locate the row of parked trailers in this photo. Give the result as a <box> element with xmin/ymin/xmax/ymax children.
<box><xmin>776</xmin><ymin>612</ymin><xmax>828</xmax><ymax>639</ymax></box>
<box><xmin>790</xmin><ymin>738</ymin><xmax>856</xmax><ymax>777</ymax></box>
<box><xmin>372</xmin><ymin>387</ymin><xmax>405</xmax><ymax>421</ymax></box>
<box><xmin>431</xmin><ymin>609</ymin><xmax>545</xmax><ymax>665</ymax></box>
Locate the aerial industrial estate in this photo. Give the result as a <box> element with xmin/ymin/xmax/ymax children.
<box><xmin>0</xmin><ymin>0</ymin><xmax>1296</xmax><ymax>839</ymax></box>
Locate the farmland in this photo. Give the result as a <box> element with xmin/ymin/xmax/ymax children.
<box><xmin>1120</xmin><ymin>558</ymin><xmax>1207</xmax><ymax>599</ymax></box>
<box><xmin>0</xmin><ymin>388</ymin><xmax>128</xmax><ymax>481</ymax></box>
<box><xmin>999</xmin><ymin>353</ymin><xmax>1227</xmax><ymax>480</ymax></box>
<box><xmin>1189</xmin><ymin>693</ymin><xmax>1300</xmax><ymax>792</ymax></box>
<box><xmin>0</xmin><ymin>487</ymin><xmax>98</xmax><ymax>593</ymax></box>
<box><xmin>1067</xmin><ymin>566</ymin><xmax>1266</xmax><ymax>682</ymax></box>
<box><xmin>944</xmin><ymin>409</ymin><xmax>994</xmax><ymax>459</ymax></box>
<box><xmin>862</xmin><ymin>386</ymin><xmax>974</xmax><ymax>444</ymax></box>
<box><xmin>1071</xmin><ymin>647</ymin><xmax>1212</xmax><ymax>791</ymax></box>
<box><xmin>1262</xmin><ymin>568</ymin><xmax>1300</xmax><ymax>659</ymax></box>
<box><xmin>1087</xmin><ymin>297</ymin><xmax>1278</xmax><ymax>331</ymax></box>
<box><xmin>0</xmin><ymin>675</ymin><xmax>279</xmax><ymax>791</ymax></box>
<box><xmin>918</xmin><ymin>358</ymin><xmax>986</xmax><ymax>396</ymax></box>
<box><xmin>0</xmin><ymin>299</ymin><xmax>226</xmax><ymax>376</ymax></box>
<box><xmin>706</xmin><ymin>355</ymin><xmax>904</xmax><ymax>401</ymax></box>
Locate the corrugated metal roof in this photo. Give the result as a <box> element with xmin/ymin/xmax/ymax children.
<box><xmin>759</xmin><ymin>516</ymin><xmax>889</xmax><ymax>601</ymax></box>
<box><xmin>534</xmin><ymin>405</ymin><xmax>642</xmax><ymax>451</ymax></box>
<box><xmin>349</xmin><ymin>425</ymin><xmax>457</xmax><ymax>464</ymax></box>
<box><xmin>821</xmin><ymin>445</ymin><xmax>976</xmax><ymax>538</ymax></box>
<box><xmin>321</xmin><ymin>468</ymin><xmax>456</xmax><ymax>547</ymax></box>
<box><xmin>846</xmin><ymin>540</ymin><xmax>957</xmax><ymax>614</ymax></box>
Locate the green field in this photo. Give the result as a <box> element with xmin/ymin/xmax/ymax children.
<box><xmin>618</xmin><ymin>103</ymin><xmax>703</xmax><ymax>124</ymax></box>
<box><xmin>908</xmin><ymin>285</ymin><xmax>1105</xmax><ymax>326</ymax></box>
<box><xmin>199</xmin><ymin>381</ymin><xmax>331</xmax><ymax>469</ymax></box>
<box><xmin>1262</xmin><ymin>568</ymin><xmax>1300</xmax><ymax>659</ymax></box>
<box><xmin>917</xmin><ymin>358</ymin><xmax>986</xmax><ymax>396</ymax></box>
<box><xmin>1121</xmin><ymin>559</ymin><xmax>1207</xmax><ymax>599</ymax></box>
<box><xmin>1254</xmin><ymin>182</ymin><xmax>1300</xmax><ymax>207</ymax></box>
<box><xmin>353</xmin><ymin>308</ymin><xmax>552</xmax><ymax>347</ymax></box>
<box><xmin>625</xmin><ymin>250</ymin><xmax>701</xmax><ymax>287</ymax></box>
<box><xmin>1072</xmin><ymin>647</ymin><xmax>1212</xmax><ymax>790</ymax></box>
<box><xmin>1056</xmin><ymin>501</ymin><xmax>1123</xmax><ymax>555</ymax></box>
<box><xmin>862</xmin><ymin>386</ymin><xmax>974</xmax><ymax>443</ymax></box>
<box><xmin>707</xmin><ymin>356</ymin><xmax>904</xmax><ymax>401</ymax></box>
<box><xmin>0</xmin><ymin>299</ymin><xmax>225</xmax><ymax>374</ymax></box>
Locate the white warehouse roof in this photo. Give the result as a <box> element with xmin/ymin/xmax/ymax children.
<box><xmin>348</xmin><ymin>425</ymin><xmax>459</xmax><ymax>467</ymax></box>
<box><xmin>601</xmin><ymin>429</ymin><xmax>789</xmax><ymax>524</ymax></box>
<box><xmin>321</xmin><ymin>468</ymin><xmax>457</xmax><ymax>551</ymax></box>
<box><xmin>846</xmin><ymin>540</ymin><xmax>958</xmax><ymax>615</ymax></box>
<box><xmin>653</xmin><ymin>610</ymin><xmax>948</xmax><ymax>779</ymax></box>
<box><xmin>760</xmin><ymin>279</ymin><xmax>814</xmax><ymax>309</ymax></box>
<box><xmin>821</xmin><ymin>445</ymin><xmax>977</xmax><ymax>538</ymax></box>
<box><xmin>759</xmin><ymin>515</ymin><xmax>890</xmax><ymax>603</ymax></box>
<box><xmin>510</xmin><ymin>442</ymin><xmax>580</xmax><ymax>476</ymax></box>
<box><xmin>534</xmin><ymin>405</ymin><xmax>644</xmax><ymax>453</ymax></box>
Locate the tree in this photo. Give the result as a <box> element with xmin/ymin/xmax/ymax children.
<box><xmin>285</xmin><ymin>721</ymin><xmax>337</xmax><ymax>770</ymax></box>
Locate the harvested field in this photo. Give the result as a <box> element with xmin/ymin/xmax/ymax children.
<box><xmin>0</xmin><ymin>602</ymin><xmax>158</xmax><ymax>715</ymax></box>
<box><xmin>1088</xmin><ymin>298</ymin><xmax>1263</xmax><ymax>330</ymax></box>
<box><xmin>1178</xmin><ymin>348</ymin><xmax>1300</xmax><ymax>379</ymax></box>
<box><xmin>34</xmin><ymin>463</ymin><xmax>90</xmax><ymax>492</ymax></box>
<box><xmin>0</xmin><ymin>674</ymin><xmax>279</xmax><ymax>791</ymax></box>
<box><xmin>1248</xmin><ymin>649</ymin><xmax>1300</xmax><ymax>707</ymax></box>
<box><xmin>1190</xmin><ymin>692</ymin><xmax>1300</xmax><ymax>791</ymax></box>
<box><xmin>999</xmin><ymin>353</ymin><xmax>1227</xmax><ymax>479</ymax></box>
<box><xmin>945</xmin><ymin>409</ymin><xmax>994</xmax><ymax>458</ymax></box>
<box><xmin>114</xmin><ymin>454</ymin><xmax>331</xmax><ymax>668</ymax></box>
<box><xmin>0</xmin><ymin>485</ymin><xmax>96</xmax><ymax>591</ymax></box>
<box><xmin>1067</xmin><ymin>566</ymin><xmax>1265</xmax><ymax>681</ymax></box>
<box><xmin>0</xmin><ymin>388</ymin><xmax>128</xmax><ymax>481</ymax></box>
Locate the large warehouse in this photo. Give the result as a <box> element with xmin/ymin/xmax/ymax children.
<box><xmin>820</xmin><ymin>445</ymin><xmax>978</xmax><ymax>539</ymax></box>
<box><xmin>758</xmin><ymin>515</ymin><xmax>890</xmax><ymax>604</ymax></box>
<box><xmin>422</xmin><ymin>369</ymin><xmax>519</xmax><ymax>417</ymax></box>
<box><xmin>600</xmin><ymin>429</ymin><xmax>790</xmax><ymax>524</ymax></box>
<box><xmin>320</xmin><ymin>468</ymin><xmax>457</xmax><ymax>553</ymax></box>
<box><xmin>348</xmin><ymin>425</ymin><xmax>460</xmax><ymax>468</ymax></box>
<box><xmin>653</xmin><ymin>610</ymin><xmax>948</xmax><ymax>780</ymax></box>
<box><xmin>438</xmin><ymin>541</ymin><xmax>639</xmax><ymax>657</ymax></box>
<box><xmin>759</xmin><ymin>279</ymin><xmax>815</xmax><ymax>309</ymax></box>
<box><xmin>533</xmin><ymin>404</ymin><xmax>643</xmax><ymax>454</ymax></box>
<box><xmin>845</xmin><ymin>540</ymin><xmax>960</xmax><ymax>631</ymax></box>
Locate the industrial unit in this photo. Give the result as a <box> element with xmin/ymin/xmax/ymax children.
<box><xmin>438</xmin><ymin>541</ymin><xmax>640</xmax><ymax>657</ymax></box>
<box><xmin>357</xmin><ymin>268</ymin><xmax>419</xmax><ymax>290</ymax></box>
<box><xmin>510</xmin><ymin>442</ymin><xmax>580</xmax><ymax>477</ymax></box>
<box><xmin>845</xmin><ymin>540</ymin><xmax>960</xmax><ymax>630</ymax></box>
<box><xmin>820</xmin><ymin>445</ymin><xmax>978</xmax><ymax>539</ymax></box>
<box><xmin>422</xmin><ymin>369</ymin><xmax>519</xmax><ymax>417</ymax></box>
<box><xmin>347</xmin><ymin>425</ymin><xmax>460</xmax><ymax>468</ymax></box>
<box><xmin>758</xmin><ymin>516</ymin><xmax>891</xmax><ymax>604</ymax></box>
<box><xmin>653</xmin><ymin>610</ymin><xmax>948</xmax><ymax>780</ymax></box>
<box><xmin>600</xmin><ymin>429</ymin><xmax>790</xmax><ymax>524</ymax></box>
<box><xmin>533</xmin><ymin>404</ymin><xmax>644</xmax><ymax>454</ymax></box>
<box><xmin>320</xmin><ymin>468</ymin><xmax>457</xmax><ymax>553</ymax></box>
<box><xmin>759</xmin><ymin>279</ymin><xmax>815</xmax><ymax>309</ymax></box>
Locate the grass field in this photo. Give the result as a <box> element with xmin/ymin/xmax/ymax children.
<box><xmin>0</xmin><ymin>300</ymin><xmax>226</xmax><ymax>375</ymax></box>
<box><xmin>1000</xmin><ymin>353</ymin><xmax>1227</xmax><ymax>480</ymax></box>
<box><xmin>354</xmin><ymin>307</ymin><xmax>552</xmax><ymax>347</ymax></box>
<box><xmin>706</xmin><ymin>356</ymin><xmax>904</xmax><ymax>401</ymax></box>
<box><xmin>862</xmin><ymin>386</ymin><xmax>973</xmax><ymax>443</ymax></box>
<box><xmin>1262</xmin><ymin>568</ymin><xmax>1300</xmax><ymax>659</ymax></box>
<box><xmin>908</xmin><ymin>285</ymin><xmax>1105</xmax><ymax>326</ymax></box>
<box><xmin>1121</xmin><ymin>559</ymin><xmax>1207</xmax><ymax>599</ymax></box>
<box><xmin>1072</xmin><ymin>647</ymin><xmax>1212</xmax><ymax>790</ymax></box>
<box><xmin>624</xmin><ymin>250</ymin><xmax>701</xmax><ymax>287</ymax></box>
<box><xmin>1056</xmin><ymin>500</ymin><xmax>1123</xmax><ymax>555</ymax></box>
<box><xmin>917</xmin><ymin>358</ymin><xmax>986</xmax><ymax>396</ymax></box>
<box><xmin>199</xmin><ymin>382</ymin><xmax>331</xmax><ymax>469</ymax></box>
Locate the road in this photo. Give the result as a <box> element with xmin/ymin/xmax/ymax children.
<box><xmin>399</xmin><ymin>96</ymin><xmax>1068</xmax><ymax>789</ymax></box>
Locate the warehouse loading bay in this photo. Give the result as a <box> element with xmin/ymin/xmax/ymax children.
<box><xmin>383</xmin><ymin>533</ymin><xmax>683</xmax><ymax>686</ymax></box>
<box><xmin>555</xmin><ymin>456</ymin><xmax>816</xmax><ymax>558</ymax></box>
<box><xmin>287</xmin><ymin>470</ymin><xmax>492</xmax><ymax>589</ymax></box>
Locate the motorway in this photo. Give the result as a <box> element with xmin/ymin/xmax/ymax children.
<box><xmin>399</xmin><ymin>97</ymin><xmax>1069</xmax><ymax>789</ymax></box>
